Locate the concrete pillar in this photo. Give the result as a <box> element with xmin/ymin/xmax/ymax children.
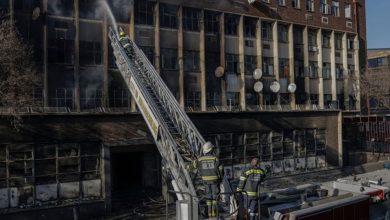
<box><xmin>337</xmin><ymin>111</ymin><xmax>343</xmax><ymax>167</ymax></box>
<box><xmin>129</xmin><ymin>1</ymin><xmax>136</xmax><ymax>112</ymax></box>
<box><xmin>238</xmin><ymin>16</ymin><xmax>246</xmax><ymax>111</ymax></box>
<box><xmin>354</xmin><ymin>35</ymin><xmax>361</xmax><ymax>110</ymax></box>
<box><xmin>74</xmin><ymin>0</ymin><xmax>80</xmax><ymax>112</ymax></box>
<box><xmin>199</xmin><ymin>10</ymin><xmax>207</xmax><ymax>111</ymax></box>
<box><xmin>317</xmin><ymin>29</ymin><xmax>324</xmax><ymax>109</ymax></box>
<box><xmin>273</xmin><ymin>21</ymin><xmax>280</xmax><ymax>104</ymax></box>
<box><xmin>102</xmin><ymin>13</ymin><xmax>108</xmax><ymax>108</ymax></box>
<box><xmin>342</xmin><ymin>33</ymin><xmax>349</xmax><ymax>109</ymax></box>
<box><xmin>288</xmin><ymin>24</ymin><xmax>296</xmax><ymax>109</ymax></box>
<box><xmin>219</xmin><ymin>13</ymin><xmax>227</xmax><ymax>107</ymax></box>
<box><xmin>256</xmin><ymin>19</ymin><xmax>263</xmax><ymax>106</ymax></box>
<box><xmin>177</xmin><ymin>6</ymin><xmax>185</xmax><ymax>108</ymax></box>
<box><xmin>330</xmin><ymin>31</ymin><xmax>337</xmax><ymax>102</ymax></box>
<box><xmin>303</xmin><ymin>27</ymin><xmax>310</xmax><ymax>105</ymax></box>
<box><xmin>154</xmin><ymin>2</ymin><xmax>161</xmax><ymax>74</ymax></box>
<box><xmin>43</xmin><ymin>0</ymin><xmax>48</xmax><ymax>107</ymax></box>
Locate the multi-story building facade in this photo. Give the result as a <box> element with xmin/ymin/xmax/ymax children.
<box><xmin>0</xmin><ymin>0</ymin><xmax>366</xmax><ymax>218</ymax></box>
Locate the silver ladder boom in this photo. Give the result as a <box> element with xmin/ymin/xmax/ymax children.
<box><xmin>108</xmin><ymin>28</ymin><xmax>204</xmax><ymax>219</ymax></box>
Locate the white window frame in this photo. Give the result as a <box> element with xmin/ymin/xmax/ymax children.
<box><xmin>278</xmin><ymin>0</ymin><xmax>286</xmax><ymax>6</ymax></box>
<box><xmin>306</xmin><ymin>0</ymin><xmax>314</xmax><ymax>12</ymax></box>
<box><xmin>345</xmin><ymin>3</ymin><xmax>351</xmax><ymax>18</ymax></box>
<box><xmin>332</xmin><ymin>1</ymin><xmax>340</xmax><ymax>17</ymax></box>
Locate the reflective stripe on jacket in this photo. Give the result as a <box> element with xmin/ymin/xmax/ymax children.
<box><xmin>194</xmin><ymin>155</ymin><xmax>223</xmax><ymax>183</ymax></box>
<box><xmin>237</xmin><ymin>167</ymin><xmax>265</xmax><ymax>197</ymax></box>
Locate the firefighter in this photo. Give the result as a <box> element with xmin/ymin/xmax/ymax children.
<box><xmin>191</xmin><ymin>142</ymin><xmax>223</xmax><ymax>218</ymax></box>
<box><xmin>237</xmin><ymin>158</ymin><xmax>266</xmax><ymax>220</ymax></box>
<box><xmin>118</xmin><ymin>28</ymin><xmax>133</xmax><ymax>57</ymax></box>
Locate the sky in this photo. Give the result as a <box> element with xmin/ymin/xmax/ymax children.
<box><xmin>366</xmin><ymin>0</ymin><xmax>390</xmax><ymax>49</ymax></box>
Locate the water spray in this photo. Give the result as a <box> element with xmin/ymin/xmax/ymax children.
<box><xmin>99</xmin><ymin>0</ymin><xmax>119</xmax><ymax>36</ymax></box>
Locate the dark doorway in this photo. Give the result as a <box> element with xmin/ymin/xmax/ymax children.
<box><xmin>111</xmin><ymin>151</ymin><xmax>143</xmax><ymax>191</ymax></box>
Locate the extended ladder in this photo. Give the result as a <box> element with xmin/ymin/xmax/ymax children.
<box><xmin>109</xmin><ymin>27</ymin><xmax>207</xmax><ymax>219</ymax></box>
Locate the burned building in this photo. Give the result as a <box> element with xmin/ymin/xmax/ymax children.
<box><xmin>0</xmin><ymin>0</ymin><xmax>366</xmax><ymax>219</ymax></box>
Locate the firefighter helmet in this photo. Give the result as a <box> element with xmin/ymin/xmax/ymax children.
<box><xmin>119</xmin><ymin>30</ymin><xmax>126</xmax><ymax>38</ymax></box>
<box><xmin>202</xmin><ymin>142</ymin><xmax>214</xmax><ymax>154</ymax></box>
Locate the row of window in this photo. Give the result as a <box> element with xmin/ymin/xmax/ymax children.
<box><xmin>274</xmin><ymin>0</ymin><xmax>352</xmax><ymax>18</ymax></box>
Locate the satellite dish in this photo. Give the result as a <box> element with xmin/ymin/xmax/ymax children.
<box><xmin>253</xmin><ymin>68</ymin><xmax>263</xmax><ymax>80</ymax></box>
<box><xmin>254</xmin><ymin>81</ymin><xmax>263</xmax><ymax>93</ymax></box>
<box><xmin>215</xmin><ymin>66</ymin><xmax>225</xmax><ymax>78</ymax></box>
<box><xmin>270</xmin><ymin>81</ymin><xmax>280</xmax><ymax>93</ymax></box>
<box><xmin>288</xmin><ymin>83</ymin><xmax>297</xmax><ymax>93</ymax></box>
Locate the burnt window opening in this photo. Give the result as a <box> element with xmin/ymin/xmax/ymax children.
<box><xmin>79</xmin><ymin>0</ymin><xmax>103</xmax><ymax>20</ymax></box>
<box><xmin>278</xmin><ymin>24</ymin><xmax>288</xmax><ymax>43</ymax></box>
<box><xmin>183</xmin><ymin>7</ymin><xmax>200</xmax><ymax>32</ymax></box>
<box><xmin>244</xmin><ymin>17</ymin><xmax>257</xmax><ymax>38</ymax></box>
<box><xmin>324</xmin><ymin>94</ymin><xmax>332</xmax><ymax>106</ymax></box>
<box><xmin>245</xmin><ymin>55</ymin><xmax>256</xmax><ymax>76</ymax></box>
<box><xmin>135</xmin><ymin>0</ymin><xmax>154</xmax><ymax>25</ymax></box>
<box><xmin>160</xmin><ymin>4</ymin><xmax>178</xmax><ymax>29</ymax></box>
<box><xmin>80</xmin><ymin>42</ymin><xmax>102</xmax><ymax>65</ymax></box>
<box><xmin>48</xmin><ymin>19</ymin><xmax>75</xmax><ymax>64</ymax></box>
<box><xmin>48</xmin><ymin>0</ymin><xmax>74</xmax><ymax>17</ymax></box>
<box><xmin>109</xmin><ymin>0</ymin><xmax>130</xmax><ymax>23</ymax></box>
<box><xmin>262</xmin><ymin>57</ymin><xmax>274</xmax><ymax>76</ymax></box>
<box><xmin>226</xmin><ymin>53</ymin><xmax>239</xmax><ymax>74</ymax></box>
<box><xmin>79</xmin><ymin>67</ymin><xmax>104</xmax><ymax>109</ymax></box>
<box><xmin>264</xmin><ymin>93</ymin><xmax>277</xmax><ymax>105</ymax></box>
<box><xmin>225</xmin><ymin>14</ymin><xmax>239</xmax><ymax>36</ymax></box>
<box><xmin>262</xmin><ymin>21</ymin><xmax>273</xmax><ymax>41</ymax></box>
<box><xmin>139</xmin><ymin>46</ymin><xmax>155</xmax><ymax>66</ymax></box>
<box><xmin>161</xmin><ymin>48</ymin><xmax>178</xmax><ymax>70</ymax></box>
<box><xmin>184</xmin><ymin>50</ymin><xmax>200</xmax><ymax>72</ymax></box>
<box><xmin>204</xmin><ymin>11</ymin><xmax>219</xmax><ymax>34</ymax></box>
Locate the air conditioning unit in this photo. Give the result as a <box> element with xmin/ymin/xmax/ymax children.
<box><xmin>309</xmin><ymin>46</ymin><xmax>317</xmax><ymax>52</ymax></box>
<box><xmin>322</xmin><ymin>17</ymin><xmax>329</xmax><ymax>24</ymax></box>
<box><xmin>346</xmin><ymin>21</ymin><xmax>353</xmax><ymax>28</ymax></box>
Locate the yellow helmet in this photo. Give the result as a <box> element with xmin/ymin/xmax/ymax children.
<box><xmin>119</xmin><ymin>31</ymin><xmax>126</xmax><ymax>38</ymax></box>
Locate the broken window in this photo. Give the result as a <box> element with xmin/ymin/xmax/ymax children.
<box><xmin>48</xmin><ymin>0</ymin><xmax>74</xmax><ymax>17</ymax></box>
<box><xmin>204</xmin><ymin>11</ymin><xmax>219</xmax><ymax>34</ymax></box>
<box><xmin>322</xmin><ymin>62</ymin><xmax>331</xmax><ymax>79</ymax></box>
<box><xmin>160</xmin><ymin>4</ymin><xmax>178</xmax><ymax>29</ymax></box>
<box><xmin>135</xmin><ymin>0</ymin><xmax>154</xmax><ymax>25</ymax></box>
<box><xmin>308</xmin><ymin>30</ymin><xmax>317</xmax><ymax>47</ymax></box>
<box><xmin>336</xmin><ymin>64</ymin><xmax>344</xmax><ymax>80</ymax></box>
<box><xmin>309</xmin><ymin>62</ymin><xmax>318</xmax><ymax>78</ymax></box>
<box><xmin>294</xmin><ymin>60</ymin><xmax>304</xmax><ymax>78</ymax></box>
<box><xmin>310</xmin><ymin>94</ymin><xmax>319</xmax><ymax>105</ymax></box>
<box><xmin>161</xmin><ymin>48</ymin><xmax>178</xmax><ymax>70</ymax></box>
<box><xmin>225</xmin><ymin>14</ymin><xmax>239</xmax><ymax>36</ymax></box>
<box><xmin>184</xmin><ymin>50</ymin><xmax>200</xmax><ymax>72</ymax></box>
<box><xmin>80</xmin><ymin>67</ymin><xmax>104</xmax><ymax>109</ymax></box>
<box><xmin>293</xmin><ymin>27</ymin><xmax>303</xmax><ymax>44</ymax></box>
<box><xmin>183</xmin><ymin>7</ymin><xmax>200</xmax><ymax>32</ymax></box>
<box><xmin>335</xmin><ymin>33</ymin><xmax>343</xmax><ymax>49</ymax></box>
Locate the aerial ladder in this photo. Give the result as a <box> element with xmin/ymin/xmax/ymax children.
<box><xmin>108</xmin><ymin>28</ymin><xmax>236</xmax><ymax>219</ymax></box>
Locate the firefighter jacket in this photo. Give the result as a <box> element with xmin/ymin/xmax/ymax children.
<box><xmin>192</xmin><ymin>155</ymin><xmax>223</xmax><ymax>183</ymax></box>
<box><xmin>119</xmin><ymin>36</ymin><xmax>131</xmax><ymax>50</ymax></box>
<box><xmin>237</xmin><ymin>166</ymin><xmax>266</xmax><ymax>197</ymax></box>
